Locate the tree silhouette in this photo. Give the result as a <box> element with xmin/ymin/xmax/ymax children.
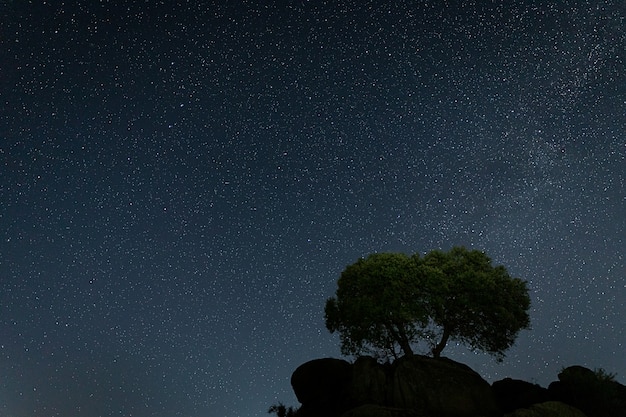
<box><xmin>268</xmin><ymin>402</ymin><xmax>298</xmax><ymax>417</ymax></box>
<box><xmin>325</xmin><ymin>247</ymin><xmax>531</xmax><ymax>361</ymax></box>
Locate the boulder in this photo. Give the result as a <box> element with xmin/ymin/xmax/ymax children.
<box><xmin>291</xmin><ymin>355</ymin><xmax>499</xmax><ymax>417</ymax></box>
<box><xmin>389</xmin><ymin>355</ymin><xmax>499</xmax><ymax>417</ymax></box>
<box><xmin>548</xmin><ymin>366</ymin><xmax>626</xmax><ymax>417</ymax></box>
<box><xmin>291</xmin><ymin>358</ymin><xmax>352</xmax><ymax>416</ymax></box>
<box><xmin>503</xmin><ymin>401</ymin><xmax>587</xmax><ymax>417</ymax></box>
<box><xmin>492</xmin><ymin>377</ymin><xmax>549</xmax><ymax>412</ymax></box>
<box><xmin>346</xmin><ymin>356</ymin><xmax>388</xmax><ymax>406</ymax></box>
<box><xmin>287</xmin><ymin>359</ymin><xmax>624</xmax><ymax>417</ymax></box>
<box><xmin>340</xmin><ymin>404</ymin><xmax>421</xmax><ymax>417</ymax></box>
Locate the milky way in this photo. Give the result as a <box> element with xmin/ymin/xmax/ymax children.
<box><xmin>1</xmin><ymin>2</ymin><xmax>624</xmax><ymax>417</ymax></box>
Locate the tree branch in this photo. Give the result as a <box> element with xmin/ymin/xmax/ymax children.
<box><xmin>432</xmin><ymin>326</ymin><xmax>451</xmax><ymax>358</ymax></box>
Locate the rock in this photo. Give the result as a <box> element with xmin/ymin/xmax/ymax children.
<box><xmin>287</xmin><ymin>359</ymin><xmax>624</xmax><ymax>417</ymax></box>
<box><xmin>503</xmin><ymin>401</ymin><xmax>587</xmax><ymax>417</ymax></box>
<box><xmin>347</xmin><ymin>356</ymin><xmax>388</xmax><ymax>406</ymax></box>
<box><xmin>548</xmin><ymin>366</ymin><xmax>626</xmax><ymax>417</ymax></box>
<box><xmin>291</xmin><ymin>355</ymin><xmax>500</xmax><ymax>417</ymax></box>
<box><xmin>389</xmin><ymin>355</ymin><xmax>499</xmax><ymax>417</ymax></box>
<box><xmin>492</xmin><ymin>377</ymin><xmax>549</xmax><ymax>412</ymax></box>
<box><xmin>291</xmin><ymin>358</ymin><xmax>352</xmax><ymax>416</ymax></box>
<box><xmin>340</xmin><ymin>404</ymin><xmax>421</xmax><ymax>417</ymax></box>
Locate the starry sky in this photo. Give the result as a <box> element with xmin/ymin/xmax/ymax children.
<box><xmin>1</xmin><ymin>1</ymin><xmax>625</xmax><ymax>416</ymax></box>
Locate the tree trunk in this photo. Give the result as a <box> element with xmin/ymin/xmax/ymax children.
<box><xmin>432</xmin><ymin>327</ymin><xmax>451</xmax><ymax>358</ymax></box>
<box><xmin>387</xmin><ymin>323</ymin><xmax>414</xmax><ymax>357</ymax></box>
<box><xmin>398</xmin><ymin>335</ymin><xmax>414</xmax><ymax>356</ymax></box>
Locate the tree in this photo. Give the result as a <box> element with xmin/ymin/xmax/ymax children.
<box><xmin>324</xmin><ymin>247</ymin><xmax>531</xmax><ymax>361</ymax></box>
<box><xmin>324</xmin><ymin>253</ymin><xmax>429</xmax><ymax>359</ymax></box>
<box><xmin>421</xmin><ymin>247</ymin><xmax>531</xmax><ymax>360</ymax></box>
<box><xmin>268</xmin><ymin>402</ymin><xmax>298</xmax><ymax>417</ymax></box>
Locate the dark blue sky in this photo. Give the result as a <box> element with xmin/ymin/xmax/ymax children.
<box><xmin>1</xmin><ymin>1</ymin><xmax>624</xmax><ymax>416</ymax></box>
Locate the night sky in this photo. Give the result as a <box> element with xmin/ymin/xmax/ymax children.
<box><xmin>1</xmin><ymin>1</ymin><xmax>625</xmax><ymax>416</ymax></box>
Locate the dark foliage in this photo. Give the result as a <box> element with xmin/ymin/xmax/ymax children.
<box><xmin>268</xmin><ymin>402</ymin><xmax>299</xmax><ymax>417</ymax></box>
<box><xmin>325</xmin><ymin>247</ymin><xmax>531</xmax><ymax>361</ymax></box>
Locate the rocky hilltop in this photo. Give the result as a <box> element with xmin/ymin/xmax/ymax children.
<box><xmin>286</xmin><ymin>355</ymin><xmax>625</xmax><ymax>417</ymax></box>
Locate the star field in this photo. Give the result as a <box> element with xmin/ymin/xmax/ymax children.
<box><xmin>1</xmin><ymin>1</ymin><xmax>625</xmax><ymax>417</ymax></box>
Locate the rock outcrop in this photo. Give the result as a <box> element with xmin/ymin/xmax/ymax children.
<box><xmin>548</xmin><ymin>366</ymin><xmax>626</xmax><ymax>417</ymax></box>
<box><xmin>291</xmin><ymin>355</ymin><xmax>499</xmax><ymax>417</ymax></box>
<box><xmin>288</xmin><ymin>359</ymin><xmax>626</xmax><ymax>417</ymax></box>
<box><xmin>387</xmin><ymin>355</ymin><xmax>499</xmax><ymax>416</ymax></box>
<box><xmin>346</xmin><ymin>356</ymin><xmax>388</xmax><ymax>406</ymax></box>
<box><xmin>492</xmin><ymin>377</ymin><xmax>550</xmax><ymax>413</ymax></box>
<box><xmin>503</xmin><ymin>401</ymin><xmax>587</xmax><ymax>417</ymax></box>
<box><xmin>341</xmin><ymin>404</ymin><xmax>421</xmax><ymax>417</ymax></box>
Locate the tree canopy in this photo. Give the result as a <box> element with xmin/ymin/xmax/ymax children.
<box><xmin>324</xmin><ymin>247</ymin><xmax>531</xmax><ymax>361</ymax></box>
